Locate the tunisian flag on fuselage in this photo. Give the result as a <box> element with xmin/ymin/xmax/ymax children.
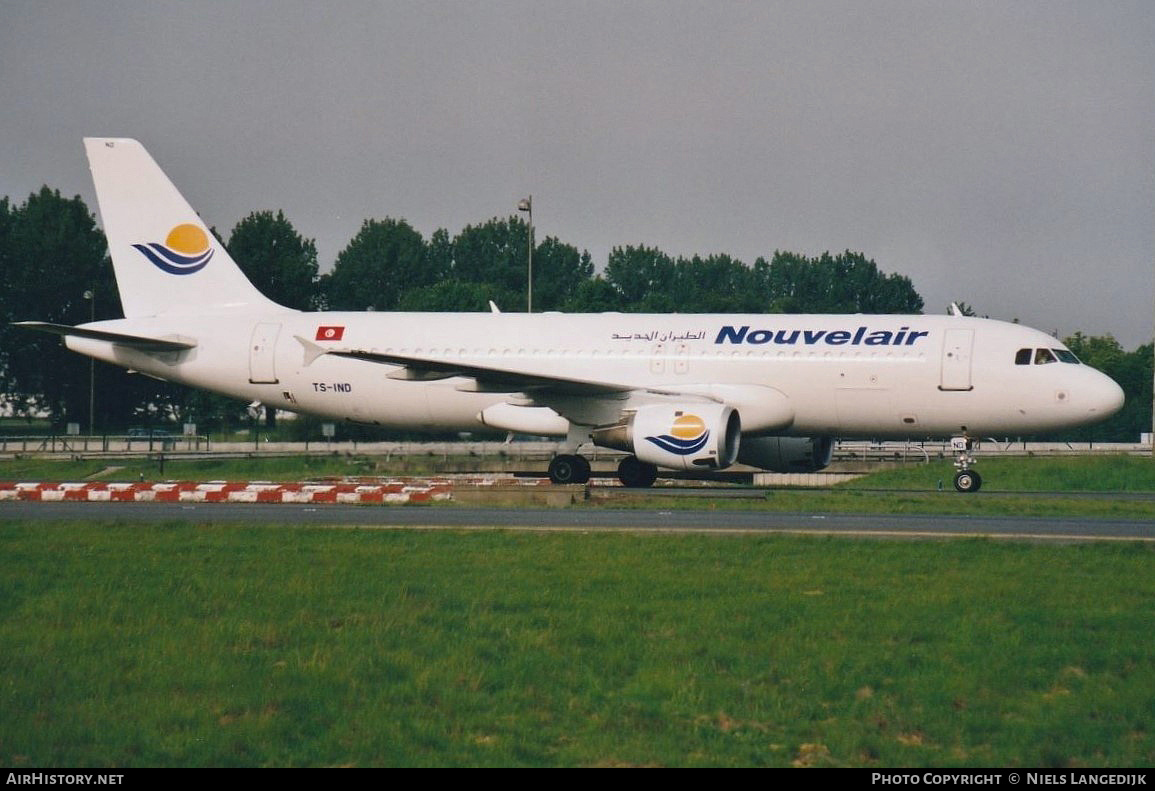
<box><xmin>315</xmin><ymin>326</ymin><xmax>345</xmax><ymax>341</ymax></box>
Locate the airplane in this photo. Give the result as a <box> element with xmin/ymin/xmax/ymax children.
<box><xmin>16</xmin><ymin>138</ymin><xmax>1125</xmax><ymax>492</ymax></box>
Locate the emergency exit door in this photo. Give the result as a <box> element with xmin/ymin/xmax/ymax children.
<box><xmin>249</xmin><ymin>322</ymin><xmax>281</xmax><ymax>384</ymax></box>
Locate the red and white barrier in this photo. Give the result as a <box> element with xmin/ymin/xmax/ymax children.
<box><xmin>0</xmin><ymin>479</ymin><xmax>456</xmax><ymax>505</ymax></box>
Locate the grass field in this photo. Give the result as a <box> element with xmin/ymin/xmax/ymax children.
<box><xmin>1</xmin><ymin>523</ymin><xmax>1153</xmax><ymax>768</ymax></box>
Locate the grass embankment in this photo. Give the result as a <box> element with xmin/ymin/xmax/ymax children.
<box><xmin>5</xmin><ymin>453</ymin><xmax>1155</xmax><ymax>518</ymax></box>
<box><xmin>845</xmin><ymin>455</ymin><xmax>1155</xmax><ymax>493</ymax></box>
<box><xmin>601</xmin><ymin>455</ymin><xmax>1155</xmax><ymax>519</ymax></box>
<box><xmin>1</xmin><ymin>525</ymin><xmax>1152</xmax><ymax>767</ymax></box>
<box><xmin>752</xmin><ymin>455</ymin><xmax>1155</xmax><ymax>519</ymax></box>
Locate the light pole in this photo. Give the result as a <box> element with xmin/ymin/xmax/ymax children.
<box><xmin>518</xmin><ymin>195</ymin><xmax>532</xmax><ymax>313</ymax></box>
<box><xmin>83</xmin><ymin>288</ymin><xmax>95</xmax><ymax>437</ymax></box>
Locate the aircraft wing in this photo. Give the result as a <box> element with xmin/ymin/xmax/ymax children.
<box><xmin>326</xmin><ymin>347</ymin><xmax>629</xmax><ymax>395</ymax></box>
<box><xmin>14</xmin><ymin>321</ymin><xmax>197</xmax><ymax>352</ymax></box>
<box><xmin>307</xmin><ymin>341</ymin><xmax>794</xmax><ymax>432</ymax></box>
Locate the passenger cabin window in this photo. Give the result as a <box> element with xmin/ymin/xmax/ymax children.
<box><xmin>1015</xmin><ymin>348</ymin><xmax>1032</xmax><ymax>365</ymax></box>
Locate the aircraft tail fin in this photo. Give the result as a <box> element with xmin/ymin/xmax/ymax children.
<box><xmin>84</xmin><ymin>138</ymin><xmax>289</xmax><ymax>318</ymax></box>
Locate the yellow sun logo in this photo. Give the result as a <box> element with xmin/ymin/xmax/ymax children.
<box><xmin>670</xmin><ymin>413</ymin><xmax>707</xmax><ymax>440</ymax></box>
<box><xmin>133</xmin><ymin>223</ymin><xmax>214</xmax><ymax>275</ymax></box>
<box><xmin>164</xmin><ymin>223</ymin><xmax>210</xmax><ymax>255</ymax></box>
<box><xmin>644</xmin><ymin>412</ymin><xmax>710</xmax><ymax>456</ymax></box>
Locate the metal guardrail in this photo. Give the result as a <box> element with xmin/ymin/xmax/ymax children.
<box><xmin>832</xmin><ymin>439</ymin><xmax>1150</xmax><ymax>463</ymax></box>
<box><xmin>0</xmin><ymin>436</ymin><xmax>1148</xmax><ymax>462</ymax></box>
<box><xmin>0</xmin><ymin>434</ymin><xmax>210</xmax><ymax>454</ymax></box>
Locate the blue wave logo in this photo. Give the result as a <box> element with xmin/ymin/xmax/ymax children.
<box><xmin>132</xmin><ymin>224</ymin><xmax>213</xmax><ymax>275</ymax></box>
<box><xmin>645</xmin><ymin>413</ymin><xmax>709</xmax><ymax>456</ymax></box>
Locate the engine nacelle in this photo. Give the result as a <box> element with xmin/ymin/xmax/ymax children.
<box><xmin>591</xmin><ymin>404</ymin><xmax>741</xmax><ymax>471</ymax></box>
<box><xmin>737</xmin><ymin>436</ymin><xmax>834</xmax><ymax>472</ymax></box>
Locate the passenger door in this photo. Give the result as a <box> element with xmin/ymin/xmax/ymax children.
<box><xmin>940</xmin><ymin>328</ymin><xmax>974</xmax><ymax>391</ymax></box>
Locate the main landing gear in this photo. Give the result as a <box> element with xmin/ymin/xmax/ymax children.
<box><xmin>546</xmin><ymin>453</ymin><xmax>659</xmax><ymax>488</ymax></box>
<box><xmin>547</xmin><ymin>454</ymin><xmax>591</xmax><ymax>485</ymax></box>
<box><xmin>616</xmin><ymin>456</ymin><xmax>657</xmax><ymax>488</ymax></box>
<box><xmin>951</xmin><ymin>436</ymin><xmax>982</xmax><ymax>493</ymax></box>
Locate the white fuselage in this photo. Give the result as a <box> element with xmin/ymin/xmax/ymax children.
<box><xmin>67</xmin><ymin>310</ymin><xmax>1124</xmax><ymax>440</ymax></box>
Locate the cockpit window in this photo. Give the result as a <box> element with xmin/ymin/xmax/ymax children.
<box><xmin>1017</xmin><ymin>347</ymin><xmax>1080</xmax><ymax>366</ymax></box>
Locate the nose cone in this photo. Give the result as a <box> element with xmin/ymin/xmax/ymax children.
<box><xmin>1088</xmin><ymin>370</ymin><xmax>1125</xmax><ymax>420</ymax></box>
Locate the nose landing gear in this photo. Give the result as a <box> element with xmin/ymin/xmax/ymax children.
<box><xmin>951</xmin><ymin>436</ymin><xmax>982</xmax><ymax>493</ymax></box>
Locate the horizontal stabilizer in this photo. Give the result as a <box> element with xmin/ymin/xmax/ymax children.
<box><xmin>14</xmin><ymin>321</ymin><xmax>197</xmax><ymax>352</ymax></box>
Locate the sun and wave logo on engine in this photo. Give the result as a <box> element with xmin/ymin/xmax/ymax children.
<box><xmin>132</xmin><ymin>224</ymin><xmax>214</xmax><ymax>275</ymax></box>
<box><xmin>644</xmin><ymin>413</ymin><xmax>709</xmax><ymax>456</ymax></box>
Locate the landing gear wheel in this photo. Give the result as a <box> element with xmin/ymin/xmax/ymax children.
<box><xmin>548</xmin><ymin>454</ymin><xmax>579</xmax><ymax>484</ymax></box>
<box><xmin>953</xmin><ymin>469</ymin><xmax>982</xmax><ymax>493</ymax></box>
<box><xmin>950</xmin><ymin>435</ymin><xmax>982</xmax><ymax>493</ymax></box>
<box><xmin>573</xmin><ymin>455</ymin><xmax>591</xmax><ymax>484</ymax></box>
<box><xmin>549</xmin><ymin>454</ymin><xmax>590</xmax><ymax>484</ymax></box>
<box><xmin>617</xmin><ymin>456</ymin><xmax>658</xmax><ymax>488</ymax></box>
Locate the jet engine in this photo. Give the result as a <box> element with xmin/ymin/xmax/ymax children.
<box><xmin>591</xmin><ymin>404</ymin><xmax>741</xmax><ymax>470</ymax></box>
<box><xmin>737</xmin><ymin>436</ymin><xmax>834</xmax><ymax>472</ymax></box>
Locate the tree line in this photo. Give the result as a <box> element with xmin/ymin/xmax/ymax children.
<box><xmin>236</xmin><ymin>210</ymin><xmax>925</xmax><ymax>317</ymax></box>
<box><xmin>0</xmin><ymin>187</ymin><xmax>1149</xmax><ymax>441</ymax></box>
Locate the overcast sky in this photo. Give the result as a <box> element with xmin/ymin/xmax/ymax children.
<box><xmin>2</xmin><ymin>1</ymin><xmax>1153</xmax><ymax>346</ymax></box>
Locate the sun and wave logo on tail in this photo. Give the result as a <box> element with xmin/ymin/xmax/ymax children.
<box><xmin>132</xmin><ymin>224</ymin><xmax>214</xmax><ymax>275</ymax></box>
<box><xmin>644</xmin><ymin>413</ymin><xmax>709</xmax><ymax>456</ymax></box>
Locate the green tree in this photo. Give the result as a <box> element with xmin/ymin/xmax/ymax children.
<box><xmin>451</xmin><ymin>217</ymin><xmax>532</xmax><ymax>309</ymax></box>
<box><xmin>604</xmin><ymin>245</ymin><xmax>676</xmax><ymax>310</ymax></box>
<box><xmin>153</xmin><ymin>385</ymin><xmax>250</xmax><ymax>437</ymax></box>
<box><xmin>756</xmin><ymin>250</ymin><xmax>923</xmax><ymax>314</ymax></box>
<box><xmin>0</xmin><ymin>196</ymin><xmax>15</xmax><ymax>416</ymax></box>
<box><xmin>1065</xmin><ymin>333</ymin><xmax>1124</xmax><ymax>374</ymax></box>
<box><xmin>530</xmin><ymin>237</ymin><xmax>594</xmax><ymax>311</ymax></box>
<box><xmin>398</xmin><ymin>281</ymin><xmax>515</xmax><ymax>312</ymax></box>
<box><xmin>424</xmin><ymin>220</ymin><xmax>594</xmax><ymax>312</ymax></box>
<box><xmin>1060</xmin><ymin>334</ymin><xmax>1151</xmax><ymax>442</ymax></box>
<box><xmin>226</xmin><ymin>210</ymin><xmax>319</xmax><ymax>310</ymax></box>
<box><xmin>1</xmin><ymin>188</ymin><xmax>122</xmax><ymax>426</ymax></box>
<box><xmin>0</xmin><ymin>196</ymin><xmax>12</xmax><ymax>342</ymax></box>
<box><xmin>323</xmin><ymin>218</ymin><xmax>430</xmax><ymax>311</ymax></box>
<box><xmin>425</xmin><ymin>228</ymin><xmax>454</xmax><ymax>283</ymax></box>
<box><xmin>562</xmin><ymin>276</ymin><xmax>622</xmax><ymax>313</ymax></box>
<box><xmin>1120</xmin><ymin>343</ymin><xmax>1154</xmax><ymax>441</ymax></box>
<box><xmin>0</xmin><ymin>188</ymin><xmax>228</xmax><ymax>433</ymax></box>
<box><xmin>668</xmin><ymin>254</ymin><xmax>765</xmax><ymax>313</ymax></box>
